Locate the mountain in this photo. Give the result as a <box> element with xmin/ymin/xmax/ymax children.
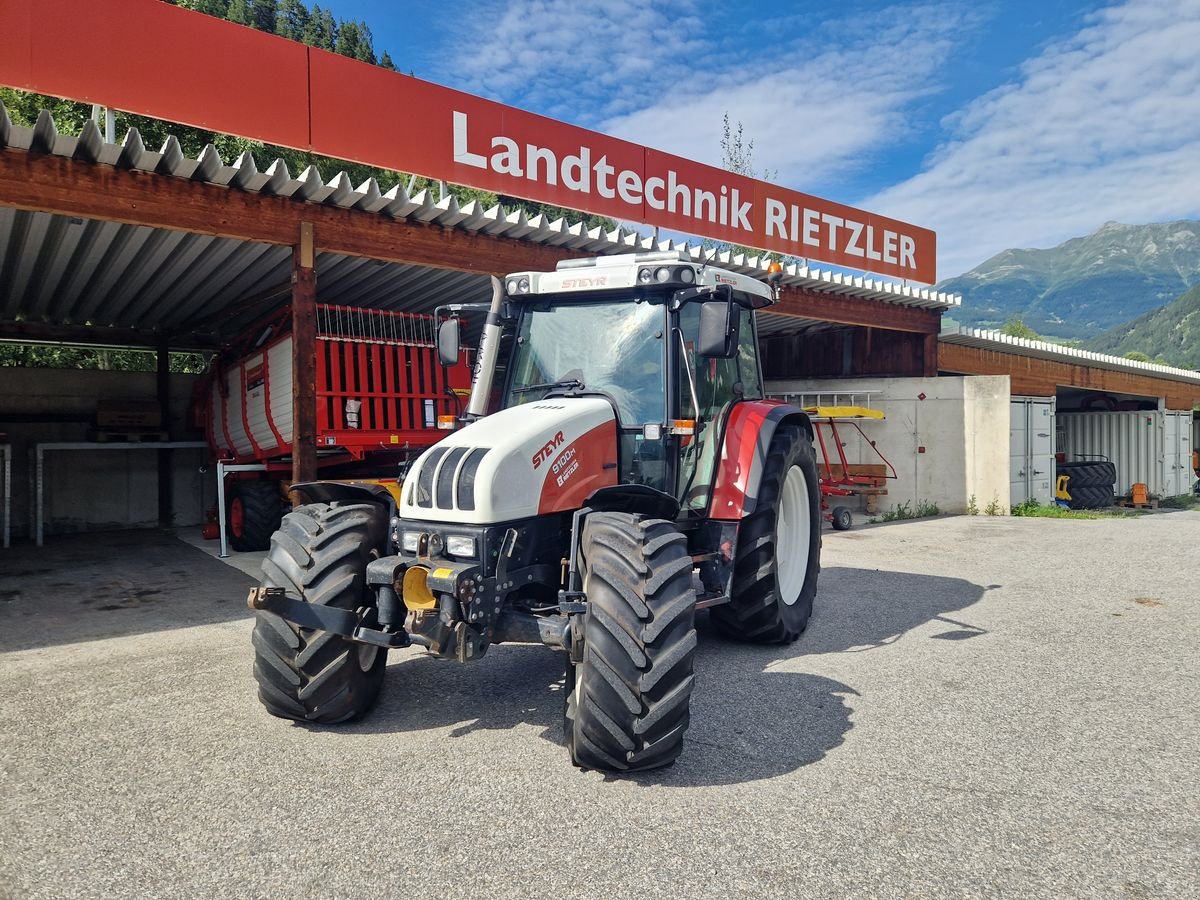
<box><xmin>936</xmin><ymin>220</ymin><xmax>1200</xmax><ymax>339</ymax></box>
<box><xmin>1086</xmin><ymin>284</ymin><xmax>1200</xmax><ymax>368</ymax></box>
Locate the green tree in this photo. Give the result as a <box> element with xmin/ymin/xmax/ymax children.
<box><xmin>176</xmin><ymin>0</ymin><xmax>232</xmax><ymax>16</ymax></box>
<box><xmin>353</xmin><ymin>22</ymin><xmax>378</xmax><ymax>64</ymax></box>
<box><xmin>335</xmin><ymin>20</ymin><xmax>375</xmax><ymax>64</ymax></box>
<box><xmin>1000</xmin><ymin>316</ymin><xmax>1040</xmax><ymax>340</ymax></box>
<box><xmin>274</xmin><ymin>0</ymin><xmax>309</xmax><ymax>40</ymax></box>
<box><xmin>1123</xmin><ymin>351</ymin><xmax>1151</xmax><ymax>362</ymax></box>
<box><xmin>380</xmin><ymin>50</ymin><xmax>396</xmax><ymax>71</ymax></box>
<box><xmin>225</xmin><ymin>0</ymin><xmax>251</xmax><ymax>25</ymax></box>
<box><xmin>302</xmin><ymin>4</ymin><xmax>337</xmax><ymax>50</ymax></box>
<box><xmin>0</xmin><ymin>343</ymin><xmax>208</xmax><ymax>373</ymax></box>
<box><xmin>249</xmin><ymin>0</ymin><xmax>278</xmax><ymax>32</ymax></box>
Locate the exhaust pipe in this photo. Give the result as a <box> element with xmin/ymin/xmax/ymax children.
<box><xmin>465</xmin><ymin>275</ymin><xmax>506</xmax><ymax>419</ymax></box>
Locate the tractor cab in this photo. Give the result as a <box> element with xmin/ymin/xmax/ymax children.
<box><xmin>447</xmin><ymin>252</ymin><xmax>775</xmax><ymax>518</ymax></box>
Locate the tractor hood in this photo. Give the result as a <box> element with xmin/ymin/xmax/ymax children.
<box><xmin>399</xmin><ymin>397</ymin><xmax>618</xmax><ymax>524</ymax></box>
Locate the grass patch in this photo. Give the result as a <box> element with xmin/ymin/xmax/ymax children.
<box><xmin>1159</xmin><ymin>492</ymin><xmax>1200</xmax><ymax>510</ymax></box>
<box><xmin>869</xmin><ymin>499</ymin><xmax>940</xmax><ymax>523</ymax></box>
<box><xmin>1010</xmin><ymin>499</ymin><xmax>1129</xmax><ymax>519</ymax></box>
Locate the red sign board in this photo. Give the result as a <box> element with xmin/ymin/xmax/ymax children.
<box><xmin>0</xmin><ymin>0</ymin><xmax>937</xmax><ymax>282</ymax></box>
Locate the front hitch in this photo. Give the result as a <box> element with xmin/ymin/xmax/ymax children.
<box><xmin>246</xmin><ymin>587</ymin><xmax>411</xmax><ymax>649</ymax></box>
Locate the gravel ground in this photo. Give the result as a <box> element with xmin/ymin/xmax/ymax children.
<box><xmin>1</xmin><ymin>514</ymin><xmax>1197</xmax><ymax>899</ymax></box>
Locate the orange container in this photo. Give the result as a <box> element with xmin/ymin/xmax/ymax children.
<box><xmin>1131</xmin><ymin>483</ymin><xmax>1149</xmax><ymax>505</ymax></box>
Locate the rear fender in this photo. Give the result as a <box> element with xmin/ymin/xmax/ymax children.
<box><xmin>708</xmin><ymin>401</ymin><xmax>812</xmax><ymax>521</ymax></box>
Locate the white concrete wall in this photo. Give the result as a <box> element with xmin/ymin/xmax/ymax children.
<box><xmin>0</xmin><ymin>368</ymin><xmax>211</xmax><ymax>539</ymax></box>
<box><xmin>766</xmin><ymin>375</ymin><xmax>1012</xmax><ymax>515</ymax></box>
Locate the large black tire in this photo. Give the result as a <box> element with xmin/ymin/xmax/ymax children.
<box><xmin>251</xmin><ymin>502</ymin><xmax>388</xmax><ymax>724</ymax></box>
<box><xmin>565</xmin><ymin>513</ymin><xmax>697</xmax><ymax>773</ymax></box>
<box><xmin>227</xmin><ymin>480</ymin><xmax>284</xmax><ymax>552</ymax></box>
<box><xmin>1058</xmin><ymin>461</ymin><xmax>1116</xmax><ymax>489</ymax></box>
<box><xmin>711</xmin><ymin>423</ymin><xmax>821</xmax><ymax>643</ymax></box>
<box><xmin>1065</xmin><ymin>483</ymin><xmax>1115</xmax><ymax>510</ymax></box>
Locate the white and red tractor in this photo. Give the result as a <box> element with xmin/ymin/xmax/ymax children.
<box><xmin>247</xmin><ymin>251</ymin><xmax>822</xmax><ymax>772</ymax></box>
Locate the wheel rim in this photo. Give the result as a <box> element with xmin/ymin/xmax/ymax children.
<box><xmin>229</xmin><ymin>496</ymin><xmax>244</xmax><ymax>538</ymax></box>
<box><xmin>357</xmin><ymin>642</ymin><xmax>378</xmax><ymax>671</ymax></box>
<box><xmin>776</xmin><ymin>465</ymin><xmax>810</xmax><ymax>605</ymax></box>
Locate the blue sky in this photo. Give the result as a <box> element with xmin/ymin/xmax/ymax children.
<box><xmin>320</xmin><ymin>0</ymin><xmax>1200</xmax><ymax>280</ymax></box>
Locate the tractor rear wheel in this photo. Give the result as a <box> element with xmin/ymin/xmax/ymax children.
<box><xmin>566</xmin><ymin>512</ymin><xmax>697</xmax><ymax>772</ymax></box>
<box><xmin>711</xmin><ymin>423</ymin><xmax>821</xmax><ymax>643</ymax></box>
<box><xmin>251</xmin><ymin>501</ymin><xmax>388</xmax><ymax>724</ymax></box>
<box><xmin>227</xmin><ymin>480</ymin><xmax>284</xmax><ymax>552</ymax></box>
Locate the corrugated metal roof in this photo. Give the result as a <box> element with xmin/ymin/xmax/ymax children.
<box><xmin>754</xmin><ymin>313</ymin><xmax>843</xmax><ymax>337</ymax></box>
<box><xmin>939</xmin><ymin>325</ymin><xmax>1200</xmax><ymax>385</ymax></box>
<box><xmin>0</xmin><ymin>206</ymin><xmax>494</xmax><ymax>338</ymax></box>
<box><xmin>0</xmin><ymin>105</ymin><xmax>960</xmax><ymax>341</ymax></box>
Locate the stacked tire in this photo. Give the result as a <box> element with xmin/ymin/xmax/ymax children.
<box><xmin>1058</xmin><ymin>461</ymin><xmax>1117</xmax><ymax>509</ymax></box>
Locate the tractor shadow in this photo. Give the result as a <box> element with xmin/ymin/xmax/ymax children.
<box><xmin>346</xmin><ymin>566</ymin><xmax>988</xmax><ymax>787</ymax></box>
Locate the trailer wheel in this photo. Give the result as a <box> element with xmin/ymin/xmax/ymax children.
<box><xmin>565</xmin><ymin>512</ymin><xmax>697</xmax><ymax>773</ymax></box>
<box><xmin>227</xmin><ymin>480</ymin><xmax>284</xmax><ymax>552</ymax></box>
<box><xmin>831</xmin><ymin>506</ymin><xmax>853</xmax><ymax>531</ymax></box>
<box><xmin>712</xmin><ymin>423</ymin><xmax>821</xmax><ymax>644</ymax></box>
<box><xmin>251</xmin><ymin>502</ymin><xmax>388</xmax><ymax>724</ymax></box>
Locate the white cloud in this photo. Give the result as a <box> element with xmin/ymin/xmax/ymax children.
<box><xmin>439</xmin><ymin>0</ymin><xmax>708</xmax><ymax>123</ymax></box>
<box><xmin>606</xmin><ymin>4</ymin><xmax>974</xmax><ymax>186</ymax></box>
<box><xmin>443</xmin><ymin>1</ymin><xmax>975</xmax><ymax>189</ymax></box>
<box><xmin>865</xmin><ymin>0</ymin><xmax>1200</xmax><ymax>278</ymax></box>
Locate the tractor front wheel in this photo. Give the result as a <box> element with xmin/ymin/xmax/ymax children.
<box><xmin>251</xmin><ymin>501</ymin><xmax>388</xmax><ymax>724</ymax></box>
<box><xmin>566</xmin><ymin>512</ymin><xmax>697</xmax><ymax>772</ymax></box>
<box><xmin>711</xmin><ymin>423</ymin><xmax>821</xmax><ymax>643</ymax></box>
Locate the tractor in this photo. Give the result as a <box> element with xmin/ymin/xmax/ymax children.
<box><xmin>247</xmin><ymin>250</ymin><xmax>822</xmax><ymax>772</ymax></box>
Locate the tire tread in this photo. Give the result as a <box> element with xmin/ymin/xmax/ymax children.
<box><xmin>568</xmin><ymin>513</ymin><xmax>697</xmax><ymax>772</ymax></box>
<box><xmin>250</xmin><ymin>502</ymin><xmax>387</xmax><ymax>725</ymax></box>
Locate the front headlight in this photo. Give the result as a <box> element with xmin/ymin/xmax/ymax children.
<box><xmin>445</xmin><ymin>535</ymin><xmax>476</xmax><ymax>558</ymax></box>
<box><xmin>401</xmin><ymin>531</ymin><xmax>420</xmax><ymax>553</ymax></box>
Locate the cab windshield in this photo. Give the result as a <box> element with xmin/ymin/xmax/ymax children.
<box><xmin>504</xmin><ymin>299</ymin><xmax>665</xmax><ymax>427</ymax></box>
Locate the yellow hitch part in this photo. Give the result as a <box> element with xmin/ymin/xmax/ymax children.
<box><xmin>1056</xmin><ymin>475</ymin><xmax>1072</xmax><ymax>500</ymax></box>
<box><xmin>402</xmin><ymin>566</ymin><xmax>438</xmax><ymax>610</ymax></box>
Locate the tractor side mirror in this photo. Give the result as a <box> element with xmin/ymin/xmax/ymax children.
<box><xmin>698</xmin><ymin>299</ymin><xmax>739</xmax><ymax>358</ymax></box>
<box><xmin>437</xmin><ymin>318</ymin><xmax>460</xmax><ymax>367</ymax></box>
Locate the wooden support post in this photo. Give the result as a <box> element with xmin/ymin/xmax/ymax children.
<box><xmin>156</xmin><ymin>333</ymin><xmax>174</xmax><ymax>527</ymax></box>
<box><xmin>292</xmin><ymin>223</ymin><xmax>318</xmax><ymax>495</ymax></box>
<box><xmin>923</xmin><ymin>331</ymin><xmax>939</xmax><ymax>377</ymax></box>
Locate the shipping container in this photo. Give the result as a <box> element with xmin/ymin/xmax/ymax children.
<box><xmin>1163</xmin><ymin>411</ymin><xmax>1193</xmax><ymax>497</ymax></box>
<box><xmin>1010</xmin><ymin>396</ymin><xmax>1055</xmax><ymax>506</ymax></box>
<box><xmin>1058</xmin><ymin>410</ymin><xmax>1193</xmax><ymax>498</ymax></box>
